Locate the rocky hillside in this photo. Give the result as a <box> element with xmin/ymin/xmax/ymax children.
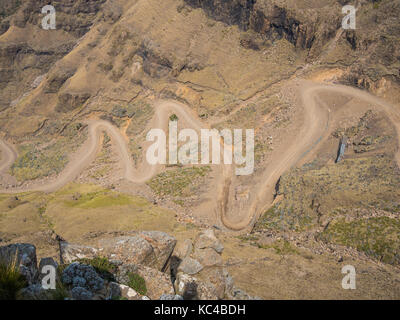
<box><xmin>0</xmin><ymin>0</ymin><xmax>399</xmax><ymax>300</ymax></box>
<box><xmin>0</xmin><ymin>228</ymin><xmax>256</xmax><ymax>300</ymax></box>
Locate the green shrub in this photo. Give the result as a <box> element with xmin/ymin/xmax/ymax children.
<box><xmin>127</xmin><ymin>272</ymin><xmax>147</xmax><ymax>296</ymax></box>
<box><xmin>75</xmin><ymin>257</ymin><xmax>117</xmax><ymax>281</ymax></box>
<box><xmin>48</xmin><ymin>279</ymin><xmax>70</xmax><ymax>300</ymax></box>
<box><xmin>0</xmin><ymin>258</ymin><xmax>28</xmax><ymax>300</ymax></box>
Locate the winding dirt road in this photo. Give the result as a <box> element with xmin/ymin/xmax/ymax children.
<box><xmin>1</xmin><ymin>81</ymin><xmax>399</xmax><ymax>232</ymax></box>
<box><xmin>220</xmin><ymin>80</ymin><xmax>400</xmax><ymax>231</ymax></box>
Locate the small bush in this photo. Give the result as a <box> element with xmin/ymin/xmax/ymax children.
<box><xmin>127</xmin><ymin>272</ymin><xmax>147</xmax><ymax>296</ymax></box>
<box><xmin>48</xmin><ymin>279</ymin><xmax>70</xmax><ymax>300</ymax></box>
<box><xmin>0</xmin><ymin>258</ymin><xmax>28</xmax><ymax>300</ymax></box>
<box><xmin>76</xmin><ymin>257</ymin><xmax>117</xmax><ymax>281</ymax></box>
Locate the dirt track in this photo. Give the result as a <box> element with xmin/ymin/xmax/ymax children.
<box><xmin>1</xmin><ymin>81</ymin><xmax>399</xmax><ymax>231</ymax></box>
<box><xmin>220</xmin><ymin>80</ymin><xmax>400</xmax><ymax>231</ymax></box>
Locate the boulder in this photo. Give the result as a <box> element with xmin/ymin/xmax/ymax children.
<box><xmin>174</xmin><ymin>273</ymin><xmax>199</xmax><ymax>300</ymax></box>
<box><xmin>174</xmin><ymin>272</ymin><xmax>220</xmax><ymax>300</ymax></box>
<box><xmin>61</xmin><ymin>231</ymin><xmax>176</xmax><ymax>272</ymax></box>
<box><xmin>60</xmin><ymin>242</ymin><xmax>99</xmax><ymax>264</ymax></box>
<box><xmin>138</xmin><ymin>231</ymin><xmax>177</xmax><ymax>271</ymax></box>
<box><xmin>98</xmin><ymin>231</ymin><xmax>176</xmax><ymax>271</ymax></box>
<box><xmin>178</xmin><ymin>257</ymin><xmax>203</xmax><ymax>275</ymax></box>
<box><xmin>193</xmin><ymin>248</ymin><xmax>223</xmax><ymax>267</ymax></box>
<box><xmin>0</xmin><ymin>243</ymin><xmax>38</xmax><ymax>284</ymax></box>
<box><xmin>174</xmin><ymin>239</ymin><xmax>193</xmax><ymax>259</ymax></box>
<box><xmin>107</xmin><ymin>282</ymin><xmax>142</xmax><ymax>300</ymax></box>
<box><xmin>194</xmin><ymin>229</ymin><xmax>224</xmax><ymax>253</ymax></box>
<box><xmin>199</xmin><ymin>267</ymin><xmax>229</xmax><ymax>300</ymax></box>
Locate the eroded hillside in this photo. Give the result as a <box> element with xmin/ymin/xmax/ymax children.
<box><xmin>0</xmin><ymin>0</ymin><xmax>399</xmax><ymax>299</ymax></box>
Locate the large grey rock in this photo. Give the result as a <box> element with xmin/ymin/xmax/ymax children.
<box><xmin>178</xmin><ymin>257</ymin><xmax>203</xmax><ymax>275</ymax></box>
<box><xmin>98</xmin><ymin>231</ymin><xmax>177</xmax><ymax>271</ymax></box>
<box><xmin>200</xmin><ymin>267</ymin><xmax>229</xmax><ymax>300</ymax></box>
<box><xmin>0</xmin><ymin>243</ymin><xmax>38</xmax><ymax>284</ymax></box>
<box><xmin>61</xmin><ymin>232</ymin><xmax>176</xmax><ymax>271</ymax></box>
<box><xmin>194</xmin><ymin>229</ymin><xmax>224</xmax><ymax>253</ymax></box>
<box><xmin>107</xmin><ymin>282</ymin><xmax>141</xmax><ymax>300</ymax></box>
<box><xmin>174</xmin><ymin>272</ymin><xmax>219</xmax><ymax>300</ymax></box>
<box><xmin>60</xmin><ymin>242</ymin><xmax>99</xmax><ymax>264</ymax></box>
<box><xmin>174</xmin><ymin>239</ymin><xmax>193</xmax><ymax>259</ymax></box>
<box><xmin>62</xmin><ymin>262</ymin><xmax>104</xmax><ymax>292</ymax></box>
<box><xmin>174</xmin><ymin>273</ymin><xmax>199</xmax><ymax>300</ymax></box>
<box><xmin>138</xmin><ymin>231</ymin><xmax>177</xmax><ymax>270</ymax></box>
<box><xmin>193</xmin><ymin>248</ymin><xmax>223</xmax><ymax>267</ymax></box>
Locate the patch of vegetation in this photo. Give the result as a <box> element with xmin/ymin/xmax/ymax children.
<box><xmin>111</xmin><ymin>295</ymin><xmax>128</xmax><ymax>300</ymax></box>
<box><xmin>0</xmin><ymin>0</ymin><xmax>21</xmax><ymax>19</ymax></box>
<box><xmin>126</xmin><ymin>272</ymin><xmax>147</xmax><ymax>296</ymax></box>
<box><xmin>318</xmin><ymin>217</ymin><xmax>400</xmax><ymax>265</ymax></box>
<box><xmin>147</xmin><ymin>166</ymin><xmax>211</xmax><ymax>198</ymax></box>
<box><xmin>353</xmin><ymin>135</ymin><xmax>390</xmax><ymax>153</ymax></box>
<box><xmin>75</xmin><ymin>257</ymin><xmax>117</xmax><ymax>281</ymax></box>
<box><xmin>169</xmin><ymin>114</ymin><xmax>178</xmax><ymax>121</ymax></box>
<box><xmin>237</xmin><ymin>234</ymin><xmax>259</xmax><ymax>242</ymax></box>
<box><xmin>121</xmin><ymin>101</ymin><xmax>154</xmax><ymax>164</ymax></box>
<box><xmin>47</xmin><ymin>279</ymin><xmax>70</xmax><ymax>300</ymax></box>
<box><xmin>0</xmin><ymin>258</ymin><xmax>27</xmax><ymax>300</ymax></box>
<box><xmin>63</xmin><ymin>190</ymin><xmax>134</xmax><ymax>209</ymax></box>
<box><xmin>257</xmin><ymin>239</ymin><xmax>298</xmax><ymax>256</ymax></box>
<box><xmin>11</xmin><ymin>123</ymin><xmax>87</xmax><ymax>181</ymax></box>
<box><xmin>256</xmin><ymin>154</ymin><xmax>400</xmax><ymax>233</ymax></box>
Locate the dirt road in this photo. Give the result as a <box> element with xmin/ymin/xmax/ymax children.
<box><xmin>0</xmin><ymin>81</ymin><xmax>399</xmax><ymax>231</ymax></box>
<box><xmin>220</xmin><ymin>80</ymin><xmax>400</xmax><ymax>231</ymax></box>
<box><xmin>0</xmin><ymin>99</ymin><xmax>209</xmax><ymax>193</ymax></box>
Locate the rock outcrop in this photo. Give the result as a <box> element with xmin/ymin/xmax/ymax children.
<box><xmin>61</xmin><ymin>231</ymin><xmax>176</xmax><ymax>271</ymax></box>
<box><xmin>0</xmin><ymin>243</ymin><xmax>38</xmax><ymax>285</ymax></box>
<box><xmin>172</xmin><ymin>228</ymin><xmax>257</xmax><ymax>300</ymax></box>
<box><xmin>0</xmin><ymin>229</ymin><xmax>254</xmax><ymax>300</ymax></box>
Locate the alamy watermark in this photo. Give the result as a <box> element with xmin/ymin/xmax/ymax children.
<box><xmin>41</xmin><ymin>265</ymin><xmax>56</xmax><ymax>290</ymax></box>
<box><xmin>41</xmin><ymin>5</ymin><xmax>56</xmax><ymax>30</ymax></box>
<box><xmin>146</xmin><ymin>120</ymin><xmax>255</xmax><ymax>176</ymax></box>
<box><xmin>341</xmin><ymin>265</ymin><xmax>356</xmax><ymax>290</ymax></box>
<box><xmin>342</xmin><ymin>5</ymin><xmax>356</xmax><ymax>30</ymax></box>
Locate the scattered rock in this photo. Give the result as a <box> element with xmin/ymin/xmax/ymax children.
<box><xmin>97</xmin><ymin>231</ymin><xmax>176</xmax><ymax>271</ymax></box>
<box><xmin>193</xmin><ymin>248</ymin><xmax>223</xmax><ymax>267</ymax></box>
<box><xmin>116</xmin><ymin>263</ymin><xmax>174</xmax><ymax>300</ymax></box>
<box><xmin>174</xmin><ymin>239</ymin><xmax>193</xmax><ymax>259</ymax></box>
<box><xmin>178</xmin><ymin>257</ymin><xmax>203</xmax><ymax>275</ymax></box>
<box><xmin>107</xmin><ymin>282</ymin><xmax>141</xmax><ymax>300</ymax></box>
<box><xmin>194</xmin><ymin>228</ymin><xmax>224</xmax><ymax>253</ymax></box>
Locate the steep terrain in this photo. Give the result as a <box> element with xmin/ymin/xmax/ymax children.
<box><xmin>0</xmin><ymin>0</ymin><xmax>399</xmax><ymax>299</ymax></box>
